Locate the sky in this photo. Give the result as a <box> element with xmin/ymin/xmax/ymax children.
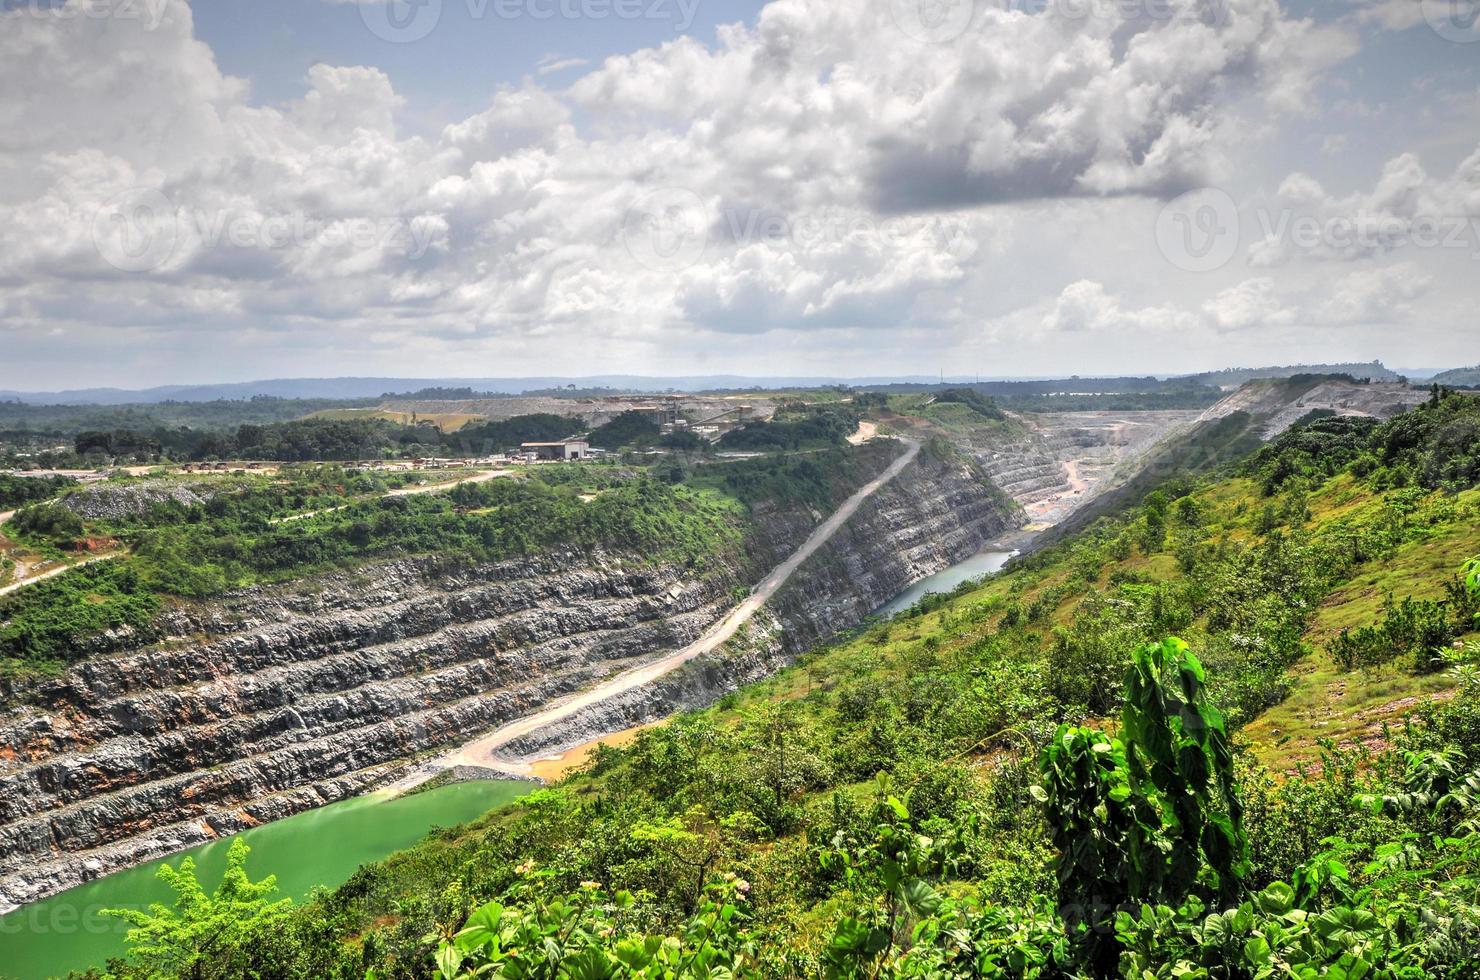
<box><xmin>0</xmin><ymin>0</ymin><xmax>1477</xmax><ymax>390</ymax></box>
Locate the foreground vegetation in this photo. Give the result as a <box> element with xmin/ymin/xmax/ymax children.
<box><xmin>90</xmin><ymin>624</ymin><xmax>1480</xmax><ymax>978</ymax></box>
<box><xmin>60</xmin><ymin>393</ymin><xmax>1480</xmax><ymax>978</ymax></box>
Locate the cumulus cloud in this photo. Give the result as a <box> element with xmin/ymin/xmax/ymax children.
<box><xmin>1040</xmin><ymin>263</ymin><xmax>1433</xmax><ymax>341</ymax></box>
<box><xmin>1040</xmin><ymin>281</ymin><xmax>1196</xmax><ymax>335</ymax></box>
<box><xmin>0</xmin><ymin>0</ymin><xmax>1392</xmax><ymax>379</ymax></box>
<box><xmin>1202</xmin><ymin>277</ymin><xmax>1299</xmax><ymax>332</ymax></box>
<box><xmin>1313</xmin><ymin>261</ymin><xmax>1434</xmax><ymax>324</ymax></box>
<box><xmin>1196</xmin><ymin>262</ymin><xmax>1433</xmax><ymax>333</ymax></box>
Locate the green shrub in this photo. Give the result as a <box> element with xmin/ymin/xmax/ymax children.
<box><xmin>8</xmin><ymin>502</ymin><xmax>85</xmax><ymax>544</ymax></box>
<box><xmin>1035</xmin><ymin>638</ymin><xmax>1246</xmax><ymax>972</ymax></box>
<box><xmin>1330</xmin><ymin>594</ymin><xmax>1458</xmax><ymax>672</ymax></box>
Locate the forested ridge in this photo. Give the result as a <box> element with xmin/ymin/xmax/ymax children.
<box><xmin>0</xmin><ymin>443</ymin><xmax>897</xmax><ymax>677</ymax></box>
<box><xmin>0</xmin><ymin>467</ymin><xmax>745</xmax><ymax>675</ymax></box>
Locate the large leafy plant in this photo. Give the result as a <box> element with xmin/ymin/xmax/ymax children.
<box><xmin>1035</xmin><ymin>637</ymin><xmax>1248</xmax><ymax>971</ymax></box>
<box><xmin>1114</xmin><ymin>873</ymin><xmax>1419</xmax><ymax>980</ymax></box>
<box><xmin>1464</xmin><ymin>557</ymin><xmax>1480</xmax><ymax>624</ymax></box>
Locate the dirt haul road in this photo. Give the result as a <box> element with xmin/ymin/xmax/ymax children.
<box><xmin>0</xmin><ymin>554</ymin><xmax>118</xmax><ymax>598</ymax></box>
<box><xmin>422</xmin><ymin>437</ymin><xmax>921</xmax><ymax>780</ymax></box>
<box><xmin>1</xmin><ymin>509</ymin><xmax>119</xmax><ymax>597</ymax></box>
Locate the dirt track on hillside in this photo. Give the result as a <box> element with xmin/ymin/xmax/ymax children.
<box><xmin>417</xmin><ymin>438</ymin><xmax>922</xmax><ymax>780</ymax></box>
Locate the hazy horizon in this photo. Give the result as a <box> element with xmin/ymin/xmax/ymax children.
<box><xmin>1</xmin><ymin>360</ymin><xmax>1467</xmax><ymax>408</ymax></box>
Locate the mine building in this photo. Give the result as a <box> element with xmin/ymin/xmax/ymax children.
<box><xmin>521</xmin><ymin>440</ymin><xmax>590</xmax><ymax>462</ymax></box>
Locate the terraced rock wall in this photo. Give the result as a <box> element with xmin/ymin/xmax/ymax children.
<box><xmin>0</xmin><ymin>553</ymin><xmax>743</xmax><ymax>908</ymax></box>
<box><xmin>0</xmin><ymin>445</ymin><xmax>1017</xmax><ymax>910</ymax></box>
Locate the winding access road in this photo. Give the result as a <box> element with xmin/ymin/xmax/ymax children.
<box><xmin>424</xmin><ymin>436</ymin><xmax>921</xmax><ymax>780</ymax></box>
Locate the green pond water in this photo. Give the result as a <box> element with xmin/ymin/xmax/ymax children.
<box><xmin>0</xmin><ymin>779</ymin><xmax>531</xmax><ymax>980</ymax></box>
<box><xmin>873</xmin><ymin>550</ymin><xmax>1014</xmax><ymax>619</ymax></box>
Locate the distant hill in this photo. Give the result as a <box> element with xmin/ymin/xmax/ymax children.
<box><xmin>861</xmin><ymin>376</ymin><xmax>1210</xmax><ymax>396</ymax></box>
<box><xmin>0</xmin><ymin>376</ymin><xmax>953</xmax><ymax>406</ymax></box>
<box><xmin>0</xmin><ymin>362</ymin><xmax>1451</xmax><ymax>406</ymax></box>
<box><xmin>1184</xmin><ymin>361</ymin><xmax>1402</xmax><ymax>387</ymax></box>
<box><xmin>1431</xmin><ymin>365</ymin><xmax>1480</xmax><ymax>387</ymax></box>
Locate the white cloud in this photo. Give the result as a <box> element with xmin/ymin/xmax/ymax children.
<box><xmin>1037</xmin><ymin>264</ymin><xmax>1433</xmax><ymax>341</ymax></box>
<box><xmin>1195</xmin><ymin>262</ymin><xmax>1433</xmax><ymax>333</ymax></box>
<box><xmin>1202</xmin><ymin>278</ymin><xmax>1299</xmax><ymax>332</ymax></box>
<box><xmin>1313</xmin><ymin>261</ymin><xmax>1433</xmax><ymax>324</ymax></box>
<box><xmin>536</xmin><ymin>55</ymin><xmax>589</xmax><ymax>76</ymax></box>
<box><xmin>1040</xmin><ymin>280</ymin><xmax>1196</xmax><ymax>335</ymax></box>
<box><xmin>1344</xmin><ymin>0</ymin><xmax>1428</xmax><ymax>32</ymax></box>
<box><xmin>7</xmin><ymin>0</ymin><xmax>1464</xmax><ymax>384</ymax></box>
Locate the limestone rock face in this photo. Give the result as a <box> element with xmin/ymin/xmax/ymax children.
<box><xmin>0</xmin><ymin>450</ymin><xmax>1017</xmax><ymax>910</ymax></box>
<box><xmin>54</xmin><ymin>481</ymin><xmax>223</xmax><ymax>521</ymax></box>
<box><xmin>497</xmin><ymin>447</ymin><xmax>1020</xmax><ymax>762</ymax></box>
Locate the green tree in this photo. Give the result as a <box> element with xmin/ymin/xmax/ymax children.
<box><xmin>1139</xmin><ymin>491</ymin><xmax>1169</xmax><ymax>553</ymax></box>
<box><xmin>588</xmin><ymin>410</ymin><xmax>662</xmax><ymax>449</ymax></box>
<box><xmin>629</xmin><ymin>806</ymin><xmax>768</xmax><ymax>908</ymax></box>
<box><xmin>1466</xmin><ymin>555</ymin><xmax>1480</xmax><ymax>615</ymax></box>
<box><xmin>103</xmin><ymin>838</ymin><xmax>292</xmax><ymax>980</ymax></box>
<box><xmin>819</xmin><ymin>785</ymin><xmax>957</xmax><ymax>978</ymax></box>
<box><xmin>9</xmin><ymin>502</ymin><xmax>84</xmax><ymax>544</ymax></box>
